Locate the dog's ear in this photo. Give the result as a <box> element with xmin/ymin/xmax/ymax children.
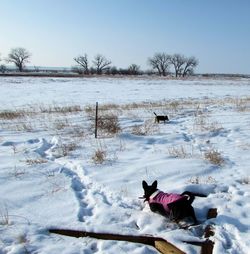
<box><xmin>142</xmin><ymin>180</ymin><xmax>148</xmax><ymax>189</ymax></box>
<box><xmin>152</xmin><ymin>180</ymin><xmax>158</xmax><ymax>189</ymax></box>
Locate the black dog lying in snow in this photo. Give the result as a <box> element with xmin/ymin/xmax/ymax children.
<box><xmin>154</xmin><ymin>112</ymin><xmax>169</xmax><ymax>123</ymax></box>
<box><xmin>142</xmin><ymin>180</ymin><xmax>206</xmax><ymax>224</ymax></box>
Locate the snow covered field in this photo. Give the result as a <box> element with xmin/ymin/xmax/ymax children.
<box><xmin>0</xmin><ymin>76</ymin><xmax>250</xmax><ymax>254</ymax></box>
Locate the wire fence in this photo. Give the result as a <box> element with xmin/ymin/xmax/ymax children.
<box><xmin>1</xmin><ymin>99</ymin><xmax>250</xmax><ymax>138</ymax></box>
<box><xmin>1</xmin><ymin>109</ymin><xmax>250</xmax><ymax>133</ymax></box>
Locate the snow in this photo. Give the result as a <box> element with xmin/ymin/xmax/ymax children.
<box><xmin>0</xmin><ymin>76</ymin><xmax>250</xmax><ymax>253</ymax></box>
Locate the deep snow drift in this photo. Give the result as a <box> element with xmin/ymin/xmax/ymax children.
<box><xmin>0</xmin><ymin>77</ymin><xmax>250</xmax><ymax>254</ymax></box>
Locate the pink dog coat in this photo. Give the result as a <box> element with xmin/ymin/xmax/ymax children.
<box><xmin>149</xmin><ymin>190</ymin><xmax>187</xmax><ymax>213</ymax></box>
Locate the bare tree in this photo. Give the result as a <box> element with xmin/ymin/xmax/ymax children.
<box><xmin>182</xmin><ymin>56</ymin><xmax>198</xmax><ymax>77</ymax></box>
<box><xmin>92</xmin><ymin>54</ymin><xmax>111</xmax><ymax>74</ymax></box>
<box><xmin>74</xmin><ymin>54</ymin><xmax>89</xmax><ymax>74</ymax></box>
<box><xmin>109</xmin><ymin>66</ymin><xmax>118</xmax><ymax>75</ymax></box>
<box><xmin>6</xmin><ymin>47</ymin><xmax>31</xmax><ymax>72</ymax></box>
<box><xmin>0</xmin><ymin>53</ymin><xmax>6</xmax><ymax>73</ymax></box>
<box><xmin>0</xmin><ymin>65</ymin><xmax>7</xmax><ymax>73</ymax></box>
<box><xmin>170</xmin><ymin>54</ymin><xmax>186</xmax><ymax>77</ymax></box>
<box><xmin>128</xmin><ymin>64</ymin><xmax>140</xmax><ymax>75</ymax></box>
<box><xmin>148</xmin><ymin>53</ymin><xmax>171</xmax><ymax>76</ymax></box>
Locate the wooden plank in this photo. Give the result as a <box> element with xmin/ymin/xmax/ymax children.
<box><xmin>49</xmin><ymin>228</ymin><xmax>185</xmax><ymax>254</ymax></box>
<box><xmin>49</xmin><ymin>208</ymin><xmax>218</xmax><ymax>253</ymax></box>
<box><xmin>155</xmin><ymin>240</ymin><xmax>185</xmax><ymax>254</ymax></box>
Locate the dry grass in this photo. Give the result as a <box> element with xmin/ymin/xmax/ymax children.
<box><xmin>86</xmin><ymin>105</ymin><xmax>121</xmax><ymax>136</ymax></box>
<box><xmin>0</xmin><ymin>205</ymin><xmax>10</xmax><ymax>225</ymax></box>
<box><xmin>131</xmin><ymin>119</ymin><xmax>159</xmax><ymax>136</ymax></box>
<box><xmin>39</xmin><ymin>104</ymin><xmax>82</xmax><ymax>114</ymax></box>
<box><xmin>0</xmin><ymin>110</ymin><xmax>26</xmax><ymax>120</ymax></box>
<box><xmin>193</xmin><ymin>113</ymin><xmax>223</xmax><ymax>133</ymax></box>
<box><xmin>53</xmin><ymin>118</ymin><xmax>69</xmax><ymax>130</ymax></box>
<box><xmin>67</xmin><ymin>125</ymin><xmax>86</xmax><ymax>138</ymax></box>
<box><xmin>169</xmin><ymin>101</ymin><xmax>181</xmax><ymax>112</ymax></box>
<box><xmin>168</xmin><ymin>145</ymin><xmax>192</xmax><ymax>158</ymax></box>
<box><xmin>46</xmin><ymin>176</ymin><xmax>67</xmax><ymax>194</ymax></box>
<box><xmin>84</xmin><ymin>104</ymin><xmax>95</xmax><ymax>114</ymax></box>
<box><xmin>91</xmin><ymin>140</ymin><xmax>109</xmax><ymax>164</ymax></box>
<box><xmin>92</xmin><ymin>148</ymin><xmax>107</xmax><ymax>164</ymax></box>
<box><xmin>188</xmin><ymin>176</ymin><xmax>217</xmax><ymax>184</ymax></box>
<box><xmin>59</xmin><ymin>142</ymin><xmax>78</xmax><ymax>157</ymax></box>
<box><xmin>96</xmin><ymin>113</ymin><xmax>121</xmax><ymax>136</ymax></box>
<box><xmin>15</xmin><ymin>122</ymin><xmax>34</xmax><ymax>132</ymax></box>
<box><xmin>24</xmin><ymin>158</ymin><xmax>48</xmax><ymax>165</ymax></box>
<box><xmin>10</xmin><ymin>165</ymin><xmax>26</xmax><ymax>178</ymax></box>
<box><xmin>99</xmin><ymin>103</ymin><xmax>121</xmax><ymax>111</ymax></box>
<box><xmin>235</xmin><ymin>98</ymin><xmax>247</xmax><ymax>112</ymax></box>
<box><xmin>204</xmin><ymin>149</ymin><xmax>224</xmax><ymax>166</ymax></box>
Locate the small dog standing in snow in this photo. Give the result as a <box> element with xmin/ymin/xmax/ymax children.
<box><xmin>141</xmin><ymin>180</ymin><xmax>206</xmax><ymax>224</ymax></box>
<box><xmin>154</xmin><ymin>112</ymin><xmax>169</xmax><ymax>123</ymax></box>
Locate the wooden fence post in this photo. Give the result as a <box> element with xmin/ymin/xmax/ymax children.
<box><xmin>95</xmin><ymin>102</ymin><xmax>98</xmax><ymax>138</ymax></box>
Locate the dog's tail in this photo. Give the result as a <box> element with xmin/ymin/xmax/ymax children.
<box><xmin>181</xmin><ymin>191</ymin><xmax>207</xmax><ymax>204</ymax></box>
<box><xmin>153</xmin><ymin>112</ymin><xmax>157</xmax><ymax>116</ymax></box>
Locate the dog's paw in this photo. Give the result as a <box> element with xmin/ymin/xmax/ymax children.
<box><xmin>177</xmin><ymin>217</ymin><xmax>196</xmax><ymax>229</ymax></box>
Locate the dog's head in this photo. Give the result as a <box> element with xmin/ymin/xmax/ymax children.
<box><xmin>164</xmin><ymin>115</ymin><xmax>169</xmax><ymax>121</ymax></box>
<box><xmin>141</xmin><ymin>180</ymin><xmax>158</xmax><ymax>201</ymax></box>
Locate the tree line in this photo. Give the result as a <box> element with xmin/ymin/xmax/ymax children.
<box><xmin>0</xmin><ymin>47</ymin><xmax>198</xmax><ymax>77</ymax></box>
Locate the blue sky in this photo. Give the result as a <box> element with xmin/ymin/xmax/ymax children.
<box><xmin>0</xmin><ymin>0</ymin><xmax>250</xmax><ymax>74</ymax></box>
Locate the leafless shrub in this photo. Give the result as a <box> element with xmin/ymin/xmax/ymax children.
<box><xmin>168</xmin><ymin>145</ymin><xmax>192</xmax><ymax>158</ymax></box>
<box><xmin>49</xmin><ymin>139</ymin><xmax>78</xmax><ymax>158</ymax></box>
<box><xmin>188</xmin><ymin>176</ymin><xmax>217</xmax><ymax>184</ymax></box>
<box><xmin>97</xmin><ymin>113</ymin><xmax>121</xmax><ymax>135</ymax></box>
<box><xmin>24</xmin><ymin>158</ymin><xmax>48</xmax><ymax>165</ymax></box>
<box><xmin>92</xmin><ymin>148</ymin><xmax>107</xmax><ymax>164</ymax></box>
<box><xmin>60</xmin><ymin>142</ymin><xmax>78</xmax><ymax>157</ymax></box>
<box><xmin>208</xmin><ymin>121</ymin><xmax>224</xmax><ymax>133</ymax></box>
<box><xmin>46</xmin><ymin>176</ymin><xmax>67</xmax><ymax>194</ymax></box>
<box><xmin>131</xmin><ymin>119</ymin><xmax>159</xmax><ymax>136</ymax></box>
<box><xmin>131</xmin><ymin>125</ymin><xmax>144</xmax><ymax>135</ymax></box>
<box><xmin>204</xmin><ymin>149</ymin><xmax>224</xmax><ymax>166</ymax></box>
